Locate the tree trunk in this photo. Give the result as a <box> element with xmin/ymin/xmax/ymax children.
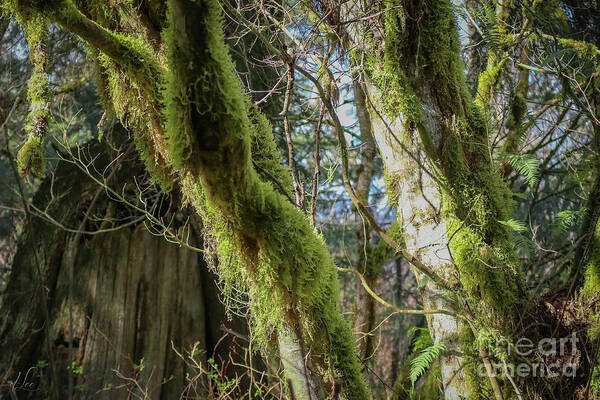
<box><xmin>365</xmin><ymin>87</ymin><xmax>472</xmax><ymax>397</ymax></box>
<box><xmin>344</xmin><ymin>0</ymin><xmax>525</xmax><ymax>397</ymax></box>
<box><xmin>0</xmin><ymin>138</ymin><xmax>242</xmax><ymax>399</ymax></box>
<box><xmin>351</xmin><ymin>76</ymin><xmax>378</xmax><ymax>369</ymax></box>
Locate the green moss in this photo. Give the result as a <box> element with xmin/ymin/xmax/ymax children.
<box><xmin>441</xmin><ymin>138</ymin><xmax>521</xmax><ymax>330</ymax></box>
<box><xmin>14</xmin><ymin>10</ymin><xmax>50</xmax><ymax>178</ymax></box>
<box><xmin>503</xmin><ymin>94</ymin><xmax>527</xmax><ymax>154</ymax></box>
<box><xmin>16</xmin><ymin>136</ymin><xmax>45</xmax><ymax>178</ymax></box>
<box><xmin>18</xmin><ymin>0</ymin><xmax>173</xmax><ymax>188</ymax></box>
<box><xmin>364</xmin><ymin>3</ymin><xmax>523</xmax><ymax>386</ymax></box>
<box><xmin>557</xmin><ymin>38</ymin><xmax>600</xmax><ymax>59</ymax></box>
<box><xmin>505</xmin><ymin>94</ymin><xmax>526</xmax><ymax>131</ymax></box>
<box><xmin>582</xmin><ymin>221</ymin><xmax>600</xmax><ymax>335</ymax></box>
<box><xmin>247</xmin><ymin>103</ymin><xmax>294</xmax><ymax>199</ymax></box>
<box><xmin>459</xmin><ymin>326</ymin><xmax>494</xmax><ymax>400</ymax></box>
<box><xmin>582</xmin><ymin>221</ymin><xmax>600</xmax><ymax>396</ymax></box>
<box><xmin>369</xmin><ymin>0</ymin><xmax>422</xmax><ymax>132</ymax></box>
<box><xmin>475</xmin><ymin>58</ymin><xmax>507</xmax><ymax>109</ymax></box>
<box><xmin>164</xmin><ymin>0</ymin><xmax>369</xmax><ymax>397</ymax></box>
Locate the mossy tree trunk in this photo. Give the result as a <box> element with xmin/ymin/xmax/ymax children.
<box><xmin>7</xmin><ymin>0</ymin><xmax>370</xmax><ymax>397</ymax></box>
<box><xmin>344</xmin><ymin>0</ymin><xmax>526</xmax><ymax>397</ymax></box>
<box><xmin>364</xmin><ymin>84</ymin><xmax>473</xmax><ymax>397</ymax></box>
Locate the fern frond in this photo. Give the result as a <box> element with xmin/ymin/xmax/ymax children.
<box><xmin>514</xmin><ymin>233</ymin><xmax>535</xmax><ymax>256</ymax></box>
<box><xmin>499</xmin><ymin>218</ymin><xmax>528</xmax><ymax>232</ymax></box>
<box><xmin>476</xmin><ymin>3</ymin><xmax>503</xmax><ymax>50</ymax></box>
<box><xmin>555</xmin><ymin>209</ymin><xmax>581</xmax><ymax>232</ymax></box>
<box><xmin>407</xmin><ymin>327</ymin><xmax>432</xmax><ymax>352</ymax></box>
<box><xmin>409</xmin><ymin>342</ymin><xmax>445</xmax><ymax>387</ymax></box>
<box><xmin>507</xmin><ymin>154</ymin><xmax>540</xmax><ymax>189</ymax></box>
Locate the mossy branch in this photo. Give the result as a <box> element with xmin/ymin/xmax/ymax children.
<box><xmin>16</xmin><ymin>11</ymin><xmax>50</xmax><ymax>178</ymax></box>
<box><xmin>165</xmin><ymin>0</ymin><xmax>370</xmax><ymax>397</ymax></box>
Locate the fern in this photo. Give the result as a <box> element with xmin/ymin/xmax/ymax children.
<box><xmin>555</xmin><ymin>209</ymin><xmax>580</xmax><ymax>232</ymax></box>
<box><xmin>507</xmin><ymin>154</ymin><xmax>540</xmax><ymax>189</ymax></box>
<box><xmin>514</xmin><ymin>233</ymin><xmax>535</xmax><ymax>256</ymax></box>
<box><xmin>498</xmin><ymin>218</ymin><xmax>528</xmax><ymax>232</ymax></box>
<box><xmin>407</xmin><ymin>327</ymin><xmax>433</xmax><ymax>352</ymax></box>
<box><xmin>409</xmin><ymin>342</ymin><xmax>445</xmax><ymax>388</ymax></box>
<box><xmin>406</xmin><ymin>327</ymin><xmax>444</xmax><ymax>388</ymax></box>
<box><xmin>499</xmin><ymin>219</ymin><xmax>534</xmax><ymax>255</ymax></box>
<box><xmin>476</xmin><ymin>3</ymin><xmax>503</xmax><ymax>50</ymax></box>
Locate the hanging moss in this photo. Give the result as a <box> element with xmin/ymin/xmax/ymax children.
<box><xmin>247</xmin><ymin>103</ymin><xmax>294</xmax><ymax>200</ymax></box>
<box><xmin>16</xmin><ymin>136</ymin><xmax>45</xmax><ymax>178</ymax></box>
<box><xmin>15</xmin><ymin>0</ymin><xmax>173</xmax><ymax>188</ymax></box>
<box><xmin>15</xmin><ymin>11</ymin><xmax>50</xmax><ymax>178</ymax></box>
<box><xmin>164</xmin><ymin>0</ymin><xmax>369</xmax><ymax>397</ymax></box>
<box><xmin>365</xmin><ymin>0</ymin><xmax>422</xmax><ymax>133</ymax></box>
<box><xmin>94</xmin><ymin>50</ymin><xmax>172</xmax><ymax>189</ymax></box>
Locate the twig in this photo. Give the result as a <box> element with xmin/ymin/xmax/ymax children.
<box><xmin>337</xmin><ymin>267</ymin><xmax>464</xmax><ymax>320</ymax></box>
<box><xmin>281</xmin><ymin>60</ymin><xmax>303</xmax><ymax>209</ymax></box>
<box><xmin>310</xmin><ymin>105</ymin><xmax>324</xmax><ymax>226</ymax></box>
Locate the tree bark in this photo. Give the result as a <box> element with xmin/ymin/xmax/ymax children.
<box><xmin>343</xmin><ymin>0</ymin><xmax>525</xmax><ymax>397</ymax></box>
<box><xmin>365</xmin><ymin>85</ymin><xmax>472</xmax><ymax>397</ymax></box>
<box><xmin>0</xmin><ymin>138</ymin><xmax>242</xmax><ymax>399</ymax></box>
<box><xmin>351</xmin><ymin>75</ymin><xmax>378</xmax><ymax>367</ymax></box>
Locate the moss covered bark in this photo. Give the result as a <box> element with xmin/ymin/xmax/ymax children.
<box><xmin>345</xmin><ymin>0</ymin><xmax>527</xmax><ymax>397</ymax></box>
<box><xmin>375</xmin><ymin>0</ymin><xmax>523</xmax><ymax>334</ymax></box>
<box><xmin>14</xmin><ymin>10</ymin><xmax>50</xmax><ymax>178</ymax></box>
<box><xmin>164</xmin><ymin>1</ymin><xmax>369</xmax><ymax>397</ymax></box>
<box><xmin>582</xmin><ymin>218</ymin><xmax>600</xmax><ymax>396</ymax></box>
<box><xmin>11</xmin><ymin>0</ymin><xmax>370</xmax><ymax>397</ymax></box>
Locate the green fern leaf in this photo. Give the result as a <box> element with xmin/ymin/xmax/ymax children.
<box><xmin>513</xmin><ymin>233</ymin><xmax>535</xmax><ymax>256</ymax></box>
<box><xmin>409</xmin><ymin>342</ymin><xmax>445</xmax><ymax>387</ymax></box>
<box><xmin>498</xmin><ymin>218</ymin><xmax>528</xmax><ymax>232</ymax></box>
<box><xmin>507</xmin><ymin>154</ymin><xmax>540</xmax><ymax>189</ymax></box>
<box><xmin>407</xmin><ymin>327</ymin><xmax>432</xmax><ymax>352</ymax></box>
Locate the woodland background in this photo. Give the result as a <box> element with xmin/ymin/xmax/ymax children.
<box><xmin>0</xmin><ymin>0</ymin><xmax>599</xmax><ymax>399</ymax></box>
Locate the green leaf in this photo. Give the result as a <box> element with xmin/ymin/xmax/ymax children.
<box><xmin>506</xmin><ymin>154</ymin><xmax>540</xmax><ymax>190</ymax></box>
<box><xmin>407</xmin><ymin>327</ymin><xmax>433</xmax><ymax>352</ymax></box>
<box><xmin>409</xmin><ymin>342</ymin><xmax>445</xmax><ymax>387</ymax></box>
<box><xmin>499</xmin><ymin>218</ymin><xmax>528</xmax><ymax>232</ymax></box>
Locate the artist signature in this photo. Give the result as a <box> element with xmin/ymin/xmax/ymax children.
<box><xmin>7</xmin><ymin>367</ymin><xmax>39</xmax><ymax>392</ymax></box>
